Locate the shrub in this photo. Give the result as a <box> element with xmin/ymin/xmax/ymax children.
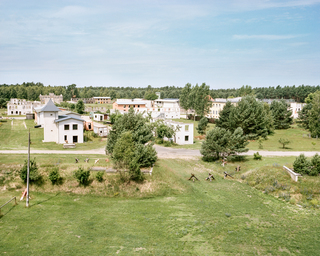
<box><xmin>253</xmin><ymin>152</ymin><xmax>262</xmax><ymax>160</ymax></box>
<box><xmin>48</xmin><ymin>168</ymin><xmax>60</xmax><ymax>185</ymax></box>
<box><xmin>311</xmin><ymin>153</ymin><xmax>320</xmax><ymax>176</ymax></box>
<box><xmin>293</xmin><ymin>154</ymin><xmax>311</xmax><ymax>175</ymax></box>
<box><xmin>74</xmin><ymin>167</ymin><xmax>91</xmax><ymax>185</ymax></box>
<box><xmin>278</xmin><ymin>138</ymin><xmax>290</xmax><ymax>149</ymax></box>
<box><xmin>20</xmin><ymin>158</ymin><xmax>41</xmax><ymax>183</ymax></box>
<box><xmin>96</xmin><ymin>171</ymin><xmax>104</xmax><ymax>182</ymax></box>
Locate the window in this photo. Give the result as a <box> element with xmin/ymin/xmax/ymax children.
<box><xmin>64</xmin><ymin>124</ymin><xmax>69</xmax><ymax>130</ymax></box>
<box><xmin>185</xmin><ymin>125</ymin><xmax>189</xmax><ymax>131</ymax></box>
<box><xmin>73</xmin><ymin>124</ymin><xmax>78</xmax><ymax>130</ymax></box>
<box><xmin>185</xmin><ymin>136</ymin><xmax>189</xmax><ymax>141</ymax></box>
<box><xmin>138</xmin><ymin>105</ymin><xmax>140</xmax><ymax>108</ymax></box>
<box><xmin>73</xmin><ymin>136</ymin><xmax>78</xmax><ymax>143</ymax></box>
<box><xmin>88</xmin><ymin>123</ymin><xmax>92</xmax><ymax>129</ymax></box>
<box><xmin>64</xmin><ymin>135</ymin><xmax>67</xmax><ymax>141</ymax></box>
<box><xmin>124</xmin><ymin>105</ymin><xmax>126</xmax><ymax>108</ymax></box>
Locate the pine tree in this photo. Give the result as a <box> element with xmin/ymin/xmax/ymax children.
<box><xmin>196</xmin><ymin>117</ymin><xmax>208</xmax><ymax>135</ymax></box>
<box><xmin>270</xmin><ymin>99</ymin><xmax>293</xmax><ymax>129</ymax></box>
<box><xmin>215</xmin><ymin>101</ymin><xmax>234</xmax><ymax>130</ymax></box>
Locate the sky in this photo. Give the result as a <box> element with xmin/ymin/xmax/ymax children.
<box><xmin>0</xmin><ymin>0</ymin><xmax>319</xmax><ymax>89</ymax></box>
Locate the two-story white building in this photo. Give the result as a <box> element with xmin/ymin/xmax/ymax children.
<box><xmin>151</xmin><ymin>99</ymin><xmax>180</xmax><ymax>119</ymax></box>
<box><xmin>163</xmin><ymin>120</ymin><xmax>194</xmax><ymax>145</ymax></box>
<box><xmin>36</xmin><ymin>99</ymin><xmax>84</xmax><ymax>144</ymax></box>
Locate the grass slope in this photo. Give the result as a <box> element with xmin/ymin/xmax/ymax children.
<box><xmin>1</xmin><ymin>158</ymin><xmax>320</xmax><ymax>255</ymax></box>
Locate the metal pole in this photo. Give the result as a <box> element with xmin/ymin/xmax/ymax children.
<box><xmin>26</xmin><ymin>129</ymin><xmax>30</xmax><ymax>207</ymax></box>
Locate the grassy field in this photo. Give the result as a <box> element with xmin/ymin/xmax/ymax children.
<box><xmin>85</xmin><ymin>103</ymin><xmax>113</xmax><ymax>109</ymax></box>
<box><xmin>0</xmin><ymin>119</ymin><xmax>106</xmax><ymax>150</ymax></box>
<box><xmin>1</xmin><ymin>156</ymin><xmax>320</xmax><ymax>255</ymax></box>
<box><xmin>171</xmin><ymin>119</ymin><xmax>320</xmax><ymax>151</ymax></box>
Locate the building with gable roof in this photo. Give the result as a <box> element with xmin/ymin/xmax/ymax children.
<box><xmin>35</xmin><ymin>99</ymin><xmax>84</xmax><ymax>144</ymax></box>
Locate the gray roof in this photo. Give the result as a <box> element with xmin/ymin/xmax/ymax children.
<box><xmin>54</xmin><ymin>115</ymin><xmax>85</xmax><ymax>123</ymax></box>
<box><xmin>40</xmin><ymin>99</ymin><xmax>60</xmax><ymax>112</ymax></box>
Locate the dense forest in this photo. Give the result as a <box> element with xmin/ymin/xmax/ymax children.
<box><xmin>0</xmin><ymin>82</ymin><xmax>319</xmax><ymax>104</ymax></box>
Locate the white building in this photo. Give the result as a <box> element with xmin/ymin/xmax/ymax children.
<box><xmin>93</xmin><ymin>122</ymin><xmax>109</xmax><ymax>137</ymax></box>
<box><xmin>147</xmin><ymin>99</ymin><xmax>180</xmax><ymax>119</ymax></box>
<box><xmin>93</xmin><ymin>113</ymin><xmax>105</xmax><ymax>121</ymax></box>
<box><xmin>7</xmin><ymin>98</ymin><xmax>41</xmax><ymax>115</ymax></box>
<box><xmin>36</xmin><ymin>99</ymin><xmax>84</xmax><ymax>144</ymax></box>
<box><xmin>289</xmin><ymin>102</ymin><xmax>306</xmax><ymax>119</ymax></box>
<box><xmin>163</xmin><ymin>120</ymin><xmax>194</xmax><ymax>145</ymax></box>
<box><xmin>207</xmin><ymin>97</ymin><xmax>242</xmax><ymax>119</ymax></box>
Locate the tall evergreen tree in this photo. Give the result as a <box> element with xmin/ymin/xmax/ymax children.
<box><xmin>270</xmin><ymin>99</ymin><xmax>293</xmax><ymax>129</ymax></box>
<box><xmin>215</xmin><ymin>101</ymin><xmax>234</xmax><ymax>130</ymax></box>
<box><xmin>229</xmin><ymin>95</ymin><xmax>268</xmax><ymax>139</ymax></box>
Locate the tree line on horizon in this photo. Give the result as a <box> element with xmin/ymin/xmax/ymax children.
<box><xmin>0</xmin><ymin>82</ymin><xmax>319</xmax><ymax>108</ymax></box>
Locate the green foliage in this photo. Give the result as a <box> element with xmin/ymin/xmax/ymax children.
<box><xmin>297</xmin><ymin>103</ymin><xmax>312</xmax><ymax>129</ymax></box>
<box><xmin>293</xmin><ymin>154</ymin><xmax>311</xmax><ymax>175</ymax></box>
<box><xmin>144</xmin><ymin>92</ymin><xmax>158</xmax><ymax>100</ymax></box>
<box><xmin>106</xmin><ymin>108</ymin><xmax>153</xmax><ymax>154</ymax></box>
<box><xmin>155</xmin><ymin>121</ymin><xmax>175</xmax><ymax>140</ymax></box>
<box><xmin>200</xmin><ymin>127</ymin><xmax>248</xmax><ymax>161</ymax></box>
<box><xmin>48</xmin><ymin>167</ymin><xmax>60</xmax><ymax>185</ymax></box>
<box><xmin>229</xmin><ymin>96</ymin><xmax>269</xmax><ymax>139</ymax></box>
<box><xmin>134</xmin><ymin>143</ymin><xmax>157</xmax><ymax>168</ymax></box>
<box><xmin>112</xmin><ymin>131</ymin><xmax>135</xmax><ymax>169</ymax></box>
<box><xmin>179</xmin><ymin>83</ymin><xmax>211</xmax><ymax>119</ymax></box>
<box><xmin>74</xmin><ymin>167</ymin><xmax>91</xmax><ymax>185</ymax></box>
<box><xmin>215</xmin><ymin>101</ymin><xmax>235</xmax><ymax>130</ymax></box>
<box><xmin>278</xmin><ymin>138</ymin><xmax>291</xmax><ymax>149</ymax></box>
<box><xmin>196</xmin><ymin>117</ymin><xmax>208</xmax><ymax>135</ymax></box>
<box><xmin>75</xmin><ymin>100</ymin><xmax>85</xmax><ymax>114</ymax></box>
<box><xmin>96</xmin><ymin>171</ymin><xmax>104</xmax><ymax>182</ymax></box>
<box><xmin>308</xmin><ymin>91</ymin><xmax>320</xmax><ymax>138</ymax></box>
<box><xmin>311</xmin><ymin>154</ymin><xmax>320</xmax><ymax>176</ymax></box>
<box><xmin>270</xmin><ymin>99</ymin><xmax>293</xmax><ymax>129</ymax></box>
<box><xmin>253</xmin><ymin>152</ymin><xmax>262</xmax><ymax>160</ymax></box>
<box><xmin>110</xmin><ymin>112</ymin><xmax>122</xmax><ymax>124</ymax></box>
<box><xmin>20</xmin><ymin>158</ymin><xmax>41</xmax><ymax>183</ymax></box>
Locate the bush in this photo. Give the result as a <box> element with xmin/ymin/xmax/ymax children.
<box><xmin>48</xmin><ymin>168</ymin><xmax>60</xmax><ymax>185</ymax></box>
<box><xmin>293</xmin><ymin>154</ymin><xmax>311</xmax><ymax>175</ymax></box>
<box><xmin>96</xmin><ymin>171</ymin><xmax>104</xmax><ymax>182</ymax></box>
<box><xmin>311</xmin><ymin>153</ymin><xmax>320</xmax><ymax>176</ymax></box>
<box><xmin>20</xmin><ymin>158</ymin><xmax>41</xmax><ymax>183</ymax></box>
<box><xmin>253</xmin><ymin>152</ymin><xmax>262</xmax><ymax>160</ymax></box>
<box><xmin>74</xmin><ymin>167</ymin><xmax>91</xmax><ymax>185</ymax></box>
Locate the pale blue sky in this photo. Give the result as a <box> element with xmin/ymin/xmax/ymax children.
<box><xmin>0</xmin><ymin>0</ymin><xmax>319</xmax><ymax>89</ymax></box>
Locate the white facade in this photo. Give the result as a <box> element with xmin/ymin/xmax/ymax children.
<box><xmin>93</xmin><ymin>123</ymin><xmax>109</xmax><ymax>137</ymax></box>
<box><xmin>150</xmin><ymin>99</ymin><xmax>180</xmax><ymax>119</ymax></box>
<box><xmin>164</xmin><ymin>121</ymin><xmax>194</xmax><ymax>145</ymax></box>
<box><xmin>39</xmin><ymin>93</ymin><xmax>63</xmax><ymax>104</ymax></box>
<box><xmin>38</xmin><ymin>99</ymin><xmax>84</xmax><ymax>144</ymax></box>
<box><xmin>55</xmin><ymin>119</ymin><xmax>84</xmax><ymax>144</ymax></box>
<box><xmin>7</xmin><ymin>99</ymin><xmax>41</xmax><ymax>115</ymax></box>
<box><xmin>289</xmin><ymin>102</ymin><xmax>306</xmax><ymax>119</ymax></box>
<box><xmin>93</xmin><ymin>113</ymin><xmax>104</xmax><ymax>121</ymax></box>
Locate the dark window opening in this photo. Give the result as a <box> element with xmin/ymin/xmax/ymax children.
<box><xmin>64</xmin><ymin>124</ymin><xmax>69</xmax><ymax>130</ymax></box>
<box><xmin>73</xmin><ymin>136</ymin><xmax>78</xmax><ymax>143</ymax></box>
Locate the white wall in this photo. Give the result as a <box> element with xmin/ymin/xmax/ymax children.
<box><xmin>43</xmin><ymin>112</ymin><xmax>59</xmax><ymax>142</ymax></box>
<box><xmin>57</xmin><ymin>119</ymin><xmax>84</xmax><ymax>144</ymax></box>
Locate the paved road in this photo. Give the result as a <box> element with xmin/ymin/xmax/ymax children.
<box><xmin>0</xmin><ymin>145</ymin><xmax>319</xmax><ymax>158</ymax></box>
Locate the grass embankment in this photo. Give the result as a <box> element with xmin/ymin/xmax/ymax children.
<box><xmin>1</xmin><ymin>157</ymin><xmax>320</xmax><ymax>254</ymax></box>
<box><xmin>0</xmin><ymin>119</ymin><xmax>106</xmax><ymax>150</ymax></box>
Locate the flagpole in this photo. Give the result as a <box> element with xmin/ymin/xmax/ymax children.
<box><xmin>26</xmin><ymin>129</ymin><xmax>30</xmax><ymax>207</ymax></box>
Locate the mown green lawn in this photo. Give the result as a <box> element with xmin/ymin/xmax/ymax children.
<box><xmin>0</xmin><ymin>119</ymin><xmax>106</xmax><ymax>150</ymax></box>
<box><xmin>85</xmin><ymin>103</ymin><xmax>113</xmax><ymax>109</ymax></box>
<box><xmin>1</xmin><ymin>158</ymin><xmax>320</xmax><ymax>255</ymax></box>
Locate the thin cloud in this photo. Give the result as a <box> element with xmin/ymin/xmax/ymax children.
<box><xmin>233</xmin><ymin>34</ymin><xmax>302</xmax><ymax>40</ymax></box>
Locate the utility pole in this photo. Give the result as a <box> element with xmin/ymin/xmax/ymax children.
<box><xmin>26</xmin><ymin>129</ymin><xmax>30</xmax><ymax>207</ymax></box>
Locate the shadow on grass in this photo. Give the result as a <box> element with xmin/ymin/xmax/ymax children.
<box><xmin>0</xmin><ymin>203</ymin><xmax>17</xmax><ymax>219</ymax></box>
<box><xmin>29</xmin><ymin>192</ymin><xmax>61</xmax><ymax>208</ymax></box>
